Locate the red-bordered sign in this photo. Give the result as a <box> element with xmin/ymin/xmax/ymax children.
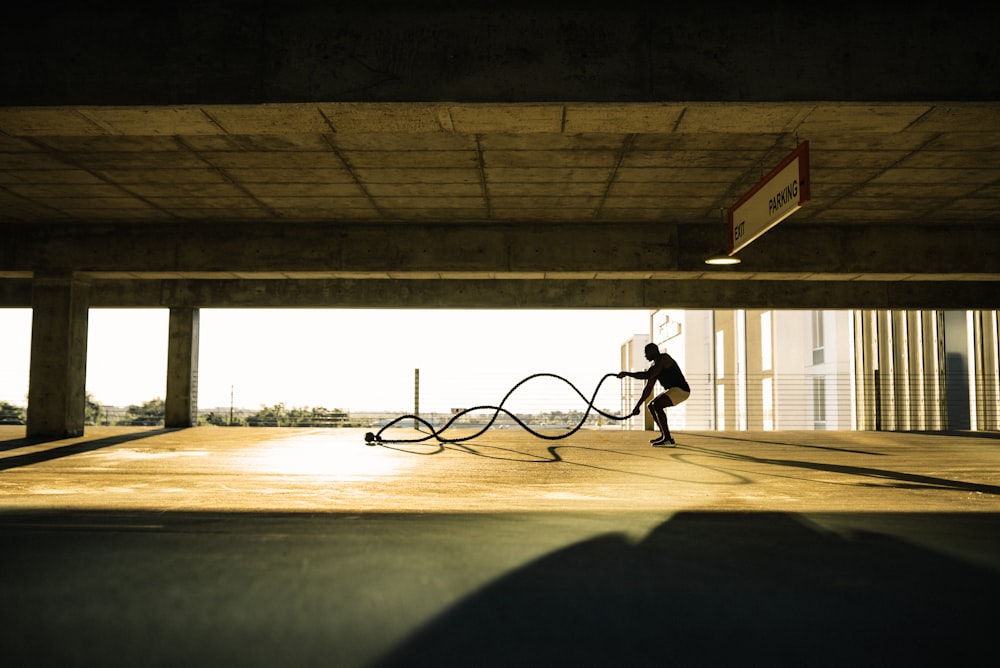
<box><xmin>727</xmin><ymin>141</ymin><xmax>810</xmax><ymax>255</ymax></box>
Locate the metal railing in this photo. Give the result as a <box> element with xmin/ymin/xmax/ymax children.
<box><xmin>4</xmin><ymin>370</ymin><xmax>997</xmax><ymax>432</ymax></box>
<box><xmin>621</xmin><ymin>372</ymin><xmax>1000</xmax><ymax>432</ymax></box>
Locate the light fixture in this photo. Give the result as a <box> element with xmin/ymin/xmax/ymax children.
<box><xmin>704</xmin><ymin>254</ymin><xmax>741</xmax><ymax>266</ymax></box>
<box><xmin>704</xmin><ymin>207</ymin><xmax>742</xmax><ymax>265</ymax></box>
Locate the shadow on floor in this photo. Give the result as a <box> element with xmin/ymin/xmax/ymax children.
<box><xmin>679</xmin><ymin>442</ymin><xmax>1000</xmax><ymax>496</ymax></box>
<box><xmin>900</xmin><ymin>430</ymin><xmax>1000</xmax><ymax>440</ymax></box>
<box><xmin>0</xmin><ymin>428</ymin><xmax>179</xmax><ymax>470</ymax></box>
<box><xmin>380</xmin><ymin>436</ymin><xmax>1000</xmax><ymax>497</ymax></box>
<box><xmin>375</xmin><ymin>511</ymin><xmax>999</xmax><ymax>668</ymax></box>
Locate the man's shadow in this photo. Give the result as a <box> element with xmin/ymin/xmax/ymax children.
<box><xmin>374</xmin><ymin>511</ymin><xmax>1000</xmax><ymax>667</ymax></box>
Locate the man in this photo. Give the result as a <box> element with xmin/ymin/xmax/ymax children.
<box><xmin>617</xmin><ymin>343</ymin><xmax>690</xmax><ymax>447</ymax></box>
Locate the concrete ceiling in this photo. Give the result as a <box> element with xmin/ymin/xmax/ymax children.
<box><xmin>1</xmin><ymin>1</ymin><xmax>999</xmax><ymax>310</ymax></box>
<box><xmin>2</xmin><ymin>101</ymin><xmax>998</xmax><ymax>228</ymax></box>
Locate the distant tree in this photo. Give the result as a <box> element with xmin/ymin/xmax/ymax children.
<box><xmin>200</xmin><ymin>411</ymin><xmax>229</xmax><ymax>426</ymax></box>
<box><xmin>85</xmin><ymin>393</ymin><xmax>103</xmax><ymax>425</ymax></box>
<box><xmin>286</xmin><ymin>406</ymin><xmax>311</xmax><ymax>426</ymax></box>
<box><xmin>119</xmin><ymin>398</ymin><xmax>165</xmax><ymax>426</ymax></box>
<box><xmin>293</xmin><ymin>406</ymin><xmax>349</xmax><ymax>427</ymax></box>
<box><xmin>0</xmin><ymin>401</ymin><xmax>26</xmax><ymax>425</ymax></box>
<box><xmin>246</xmin><ymin>403</ymin><xmax>287</xmax><ymax>427</ymax></box>
<box><xmin>311</xmin><ymin>407</ymin><xmax>349</xmax><ymax>427</ymax></box>
<box><xmin>245</xmin><ymin>404</ymin><xmax>348</xmax><ymax>427</ymax></box>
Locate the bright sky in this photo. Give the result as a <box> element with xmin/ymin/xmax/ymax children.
<box><xmin>0</xmin><ymin>309</ymin><xmax>651</xmax><ymax>414</ymax></box>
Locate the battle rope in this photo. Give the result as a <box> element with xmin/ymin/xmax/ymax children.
<box><xmin>364</xmin><ymin>372</ymin><xmax>631</xmax><ymax>445</ymax></box>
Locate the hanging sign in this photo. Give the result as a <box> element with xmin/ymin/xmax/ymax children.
<box><xmin>728</xmin><ymin>141</ymin><xmax>810</xmax><ymax>255</ymax></box>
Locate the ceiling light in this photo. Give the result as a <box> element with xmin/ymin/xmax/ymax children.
<box><xmin>704</xmin><ymin>254</ymin><xmax>741</xmax><ymax>266</ymax></box>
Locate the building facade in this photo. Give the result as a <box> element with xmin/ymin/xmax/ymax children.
<box><xmin>625</xmin><ymin>309</ymin><xmax>999</xmax><ymax>433</ymax></box>
<box><xmin>619</xmin><ymin>332</ymin><xmax>650</xmax><ymax>431</ymax></box>
<box><xmin>853</xmin><ymin>310</ymin><xmax>1000</xmax><ymax>431</ymax></box>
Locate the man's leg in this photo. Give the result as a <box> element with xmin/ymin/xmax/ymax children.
<box><xmin>649</xmin><ymin>393</ymin><xmax>674</xmax><ymax>445</ymax></box>
<box><xmin>648</xmin><ymin>406</ymin><xmax>663</xmax><ymax>442</ymax></box>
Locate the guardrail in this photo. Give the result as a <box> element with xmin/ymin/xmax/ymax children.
<box><xmin>4</xmin><ymin>370</ymin><xmax>996</xmax><ymax>431</ymax></box>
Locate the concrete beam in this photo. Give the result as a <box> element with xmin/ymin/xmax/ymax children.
<box><xmin>3</xmin><ymin>277</ymin><xmax>998</xmax><ymax>310</ymax></box>
<box><xmin>3</xmin><ymin>222</ymin><xmax>998</xmax><ymax>279</ymax></box>
<box><xmin>0</xmin><ymin>279</ymin><xmax>31</xmax><ymax>305</ymax></box>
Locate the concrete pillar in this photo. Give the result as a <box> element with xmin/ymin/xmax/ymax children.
<box><xmin>27</xmin><ymin>272</ymin><xmax>90</xmax><ymax>438</ymax></box>
<box><xmin>165</xmin><ymin>307</ymin><xmax>199</xmax><ymax>428</ymax></box>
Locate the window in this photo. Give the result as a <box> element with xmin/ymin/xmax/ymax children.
<box><xmin>811</xmin><ymin>311</ymin><xmax>825</xmax><ymax>365</ymax></box>
<box><xmin>813</xmin><ymin>376</ymin><xmax>826</xmax><ymax>428</ymax></box>
<box><xmin>762</xmin><ymin>376</ymin><xmax>774</xmax><ymax>430</ymax></box>
<box><xmin>761</xmin><ymin>311</ymin><xmax>772</xmax><ymax>371</ymax></box>
<box><xmin>717</xmin><ymin>385</ymin><xmax>726</xmax><ymax>430</ymax></box>
<box><xmin>716</xmin><ymin>330</ymin><xmax>725</xmax><ymax>379</ymax></box>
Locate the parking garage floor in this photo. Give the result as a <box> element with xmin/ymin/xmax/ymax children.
<box><xmin>2</xmin><ymin>425</ymin><xmax>999</xmax><ymax>667</ymax></box>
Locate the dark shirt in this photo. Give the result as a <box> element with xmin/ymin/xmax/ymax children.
<box><xmin>654</xmin><ymin>354</ymin><xmax>690</xmax><ymax>393</ymax></box>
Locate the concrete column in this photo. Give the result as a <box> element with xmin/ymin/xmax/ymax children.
<box><xmin>27</xmin><ymin>272</ymin><xmax>91</xmax><ymax>438</ymax></box>
<box><xmin>165</xmin><ymin>307</ymin><xmax>200</xmax><ymax>428</ymax></box>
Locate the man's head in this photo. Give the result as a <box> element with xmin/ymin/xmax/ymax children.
<box><xmin>644</xmin><ymin>343</ymin><xmax>660</xmax><ymax>361</ymax></box>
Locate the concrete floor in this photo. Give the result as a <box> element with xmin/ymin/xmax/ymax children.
<box><xmin>2</xmin><ymin>425</ymin><xmax>999</xmax><ymax>667</ymax></box>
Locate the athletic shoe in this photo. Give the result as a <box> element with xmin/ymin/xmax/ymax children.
<box><xmin>651</xmin><ymin>437</ymin><xmax>675</xmax><ymax>447</ymax></box>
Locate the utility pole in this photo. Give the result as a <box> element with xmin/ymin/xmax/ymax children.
<box><xmin>414</xmin><ymin>369</ymin><xmax>420</xmax><ymax>429</ymax></box>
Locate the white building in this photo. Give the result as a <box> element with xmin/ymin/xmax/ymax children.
<box><xmin>619</xmin><ymin>332</ymin><xmax>649</xmax><ymax>431</ymax></box>
<box><xmin>853</xmin><ymin>310</ymin><xmax>1000</xmax><ymax>431</ymax></box>
<box><xmin>631</xmin><ymin>308</ymin><xmax>999</xmax><ymax>433</ymax></box>
<box><xmin>645</xmin><ymin>309</ymin><xmax>853</xmax><ymax>431</ymax></box>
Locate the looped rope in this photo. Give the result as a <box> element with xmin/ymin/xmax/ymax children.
<box><xmin>365</xmin><ymin>372</ymin><xmax>631</xmax><ymax>444</ymax></box>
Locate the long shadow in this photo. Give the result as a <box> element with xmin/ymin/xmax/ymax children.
<box><xmin>0</xmin><ymin>428</ymin><xmax>180</xmax><ymax>471</ymax></box>
<box><xmin>900</xmin><ymin>430</ymin><xmax>1000</xmax><ymax>440</ymax></box>
<box><xmin>0</xmin><ymin>436</ymin><xmax>45</xmax><ymax>452</ymax></box>
<box><xmin>376</xmin><ymin>436</ymin><xmax>995</xmax><ymax>494</ymax></box>
<box><xmin>682</xmin><ymin>442</ymin><xmax>1000</xmax><ymax>496</ymax></box>
<box><xmin>374</xmin><ymin>511</ymin><xmax>1000</xmax><ymax>667</ymax></box>
<box><xmin>689</xmin><ymin>432</ymin><xmax>885</xmax><ymax>455</ymax></box>
<box><xmin>378</xmin><ymin>440</ymin><xmax>751</xmax><ymax>485</ymax></box>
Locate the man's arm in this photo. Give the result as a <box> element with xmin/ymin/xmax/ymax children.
<box><xmin>628</xmin><ymin>376</ymin><xmax>656</xmax><ymax>416</ymax></box>
<box><xmin>616</xmin><ymin>368</ymin><xmax>652</xmax><ymax>380</ymax></box>
<box><xmin>622</xmin><ymin>358</ymin><xmax>667</xmax><ymax>416</ymax></box>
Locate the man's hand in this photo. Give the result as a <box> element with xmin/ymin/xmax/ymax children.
<box><xmin>616</xmin><ymin>371</ymin><xmax>628</xmax><ymax>379</ymax></box>
<box><xmin>630</xmin><ymin>406</ymin><xmax>641</xmax><ymax>417</ymax></box>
